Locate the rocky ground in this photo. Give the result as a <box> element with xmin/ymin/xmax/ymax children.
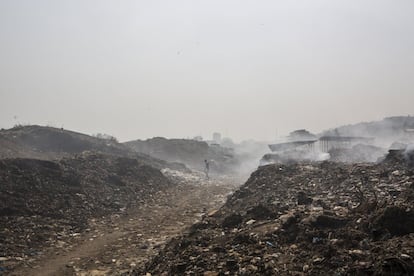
<box><xmin>137</xmin><ymin>151</ymin><xmax>414</xmax><ymax>275</ymax></box>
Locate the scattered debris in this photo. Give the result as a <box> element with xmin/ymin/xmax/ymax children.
<box><xmin>0</xmin><ymin>152</ymin><xmax>171</xmax><ymax>272</ymax></box>
<box><xmin>137</xmin><ymin>156</ymin><xmax>414</xmax><ymax>275</ymax></box>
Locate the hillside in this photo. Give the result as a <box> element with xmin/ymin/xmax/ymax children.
<box><xmin>0</xmin><ymin>125</ymin><xmax>187</xmax><ymax>171</ymax></box>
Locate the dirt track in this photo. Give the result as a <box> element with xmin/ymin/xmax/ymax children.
<box><xmin>10</xmin><ymin>174</ymin><xmax>240</xmax><ymax>276</ymax></box>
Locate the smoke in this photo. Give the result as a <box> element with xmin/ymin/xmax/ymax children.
<box><xmin>405</xmin><ymin>144</ymin><xmax>414</xmax><ymax>153</ymax></box>
<box><xmin>321</xmin><ymin>116</ymin><xmax>414</xmax><ymax>149</ymax></box>
<box><xmin>316</xmin><ymin>116</ymin><xmax>414</xmax><ymax>163</ymax></box>
<box><xmin>259</xmin><ymin>148</ymin><xmax>330</xmax><ymax>166</ymax></box>
<box><xmin>124</xmin><ymin>136</ymin><xmax>270</xmax><ymax>179</ymax></box>
<box><xmin>259</xmin><ymin>116</ymin><xmax>414</xmax><ymax>165</ymax></box>
<box><xmin>314</xmin><ymin>152</ymin><xmax>330</xmax><ymax>161</ymax></box>
<box><xmin>404</xmin><ymin>144</ymin><xmax>414</xmax><ymax>166</ymax></box>
<box><xmin>231</xmin><ymin>140</ymin><xmax>270</xmax><ymax>177</ymax></box>
<box><xmin>125</xmin><ymin>116</ymin><xmax>414</xmax><ymax>175</ymax></box>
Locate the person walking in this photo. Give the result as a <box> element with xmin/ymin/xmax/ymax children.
<box><xmin>204</xmin><ymin>159</ymin><xmax>210</xmax><ymax>180</ymax></box>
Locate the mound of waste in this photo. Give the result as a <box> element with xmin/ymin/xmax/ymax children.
<box><xmin>124</xmin><ymin>137</ymin><xmax>236</xmax><ymax>173</ymax></box>
<box><xmin>137</xmin><ymin>158</ymin><xmax>414</xmax><ymax>275</ymax></box>
<box><xmin>328</xmin><ymin>144</ymin><xmax>387</xmax><ymax>163</ymax></box>
<box><xmin>0</xmin><ymin>125</ymin><xmax>188</xmax><ymax>172</ymax></box>
<box><xmin>383</xmin><ymin>147</ymin><xmax>414</xmax><ymax>168</ymax></box>
<box><xmin>0</xmin><ymin>125</ymin><xmax>126</xmax><ymax>159</ymax></box>
<box><xmin>0</xmin><ymin>152</ymin><xmax>171</xmax><ymax>269</ymax></box>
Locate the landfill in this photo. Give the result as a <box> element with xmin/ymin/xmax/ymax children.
<box><xmin>137</xmin><ymin>150</ymin><xmax>414</xmax><ymax>275</ymax></box>
<box><xmin>0</xmin><ymin>152</ymin><xmax>171</xmax><ymax>272</ymax></box>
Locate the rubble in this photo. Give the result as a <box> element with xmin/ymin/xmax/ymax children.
<box><xmin>6</xmin><ymin>167</ymin><xmax>238</xmax><ymax>275</ymax></box>
<box><xmin>0</xmin><ymin>152</ymin><xmax>172</xmax><ymax>272</ymax></box>
<box><xmin>137</xmin><ymin>156</ymin><xmax>414</xmax><ymax>275</ymax></box>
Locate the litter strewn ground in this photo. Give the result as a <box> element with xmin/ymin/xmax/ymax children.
<box><xmin>137</xmin><ymin>151</ymin><xmax>414</xmax><ymax>275</ymax></box>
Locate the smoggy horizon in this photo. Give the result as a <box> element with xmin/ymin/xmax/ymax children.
<box><xmin>1</xmin><ymin>1</ymin><xmax>414</xmax><ymax>142</ymax></box>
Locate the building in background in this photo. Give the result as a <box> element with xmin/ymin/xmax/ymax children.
<box><xmin>213</xmin><ymin>132</ymin><xmax>222</xmax><ymax>144</ymax></box>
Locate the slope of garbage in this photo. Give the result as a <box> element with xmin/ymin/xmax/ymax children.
<box><xmin>6</xmin><ymin>167</ymin><xmax>239</xmax><ymax>276</ymax></box>
<box><xmin>0</xmin><ymin>125</ymin><xmax>187</xmax><ymax>172</ymax></box>
<box><xmin>328</xmin><ymin>144</ymin><xmax>387</xmax><ymax>163</ymax></box>
<box><xmin>0</xmin><ymin>152</ymin><xmax>172</xmax><ymax>272</ymax></box>
<box><xmin>0</xmin><ymin>125</ymin><xmax>125</xmax><ymax>159</ymax></box>
<box><xmin>124</xmin><ymin>137</ymin><xmax>237</xmax><ymax>174</ymax></box>
<box><xmin>138</xmin><ymin>150</ymin><xmax>414</xmax><ymax>275</ymax></box>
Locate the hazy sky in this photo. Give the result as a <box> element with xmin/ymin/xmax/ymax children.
<box><xmin>1</xmin><ymin>1</ymin><xmax>413</xmax><ymax>142</ymax></box>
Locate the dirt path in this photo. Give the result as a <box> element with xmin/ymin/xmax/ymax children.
<box><xmin>10</xmin><ymin>174</ymin><xmax>240</xmax><ymax>276</ymax></box>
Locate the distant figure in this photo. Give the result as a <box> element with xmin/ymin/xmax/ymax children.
<box><xmin>204</xmin><ymin>159</ymin><xmax>210</xmax><ymax>180</ymax></box>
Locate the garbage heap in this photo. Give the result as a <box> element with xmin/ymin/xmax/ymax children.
<box><xmin>0</xmin><ymin>152</ymin><xmax>171</xmax><ymax>268</ymax></box>
<box><xmin>138</xmin><ymin>153</ymin><xmax>414</xmax><ymax>275</ymax></box>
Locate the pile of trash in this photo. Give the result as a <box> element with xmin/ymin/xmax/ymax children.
<box><xmin>124</xmin><ymin>137</ymin><xmax>237</xmax><ymax>174</ymax></box>
<box><xmin>328</xmin><ymin>144</ymin><xmax>386</xmax><ymax>163</ymax></box>
<box><xmin>0</xmin><ymin>125</ymin><xmax>126</xmax><ymax>159</ymax></box>
<box><xmin>0</xmin><ymin>152</ymin><xmax>171</xmax><ymax>271</ymax></box>
<box><xmin>0</xmin><ymin>125</ymin><xmax>189</xmax><ymax>173</ymax></box>
<box><xmin>137</xmin><ymin>155</ymin><xmax>414</xmax><ymax>275</ymax></box>
<box><xmin>383</xmin><ymin>146</ymin><xmax>414</xmax><ymax>168</ymax></box>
